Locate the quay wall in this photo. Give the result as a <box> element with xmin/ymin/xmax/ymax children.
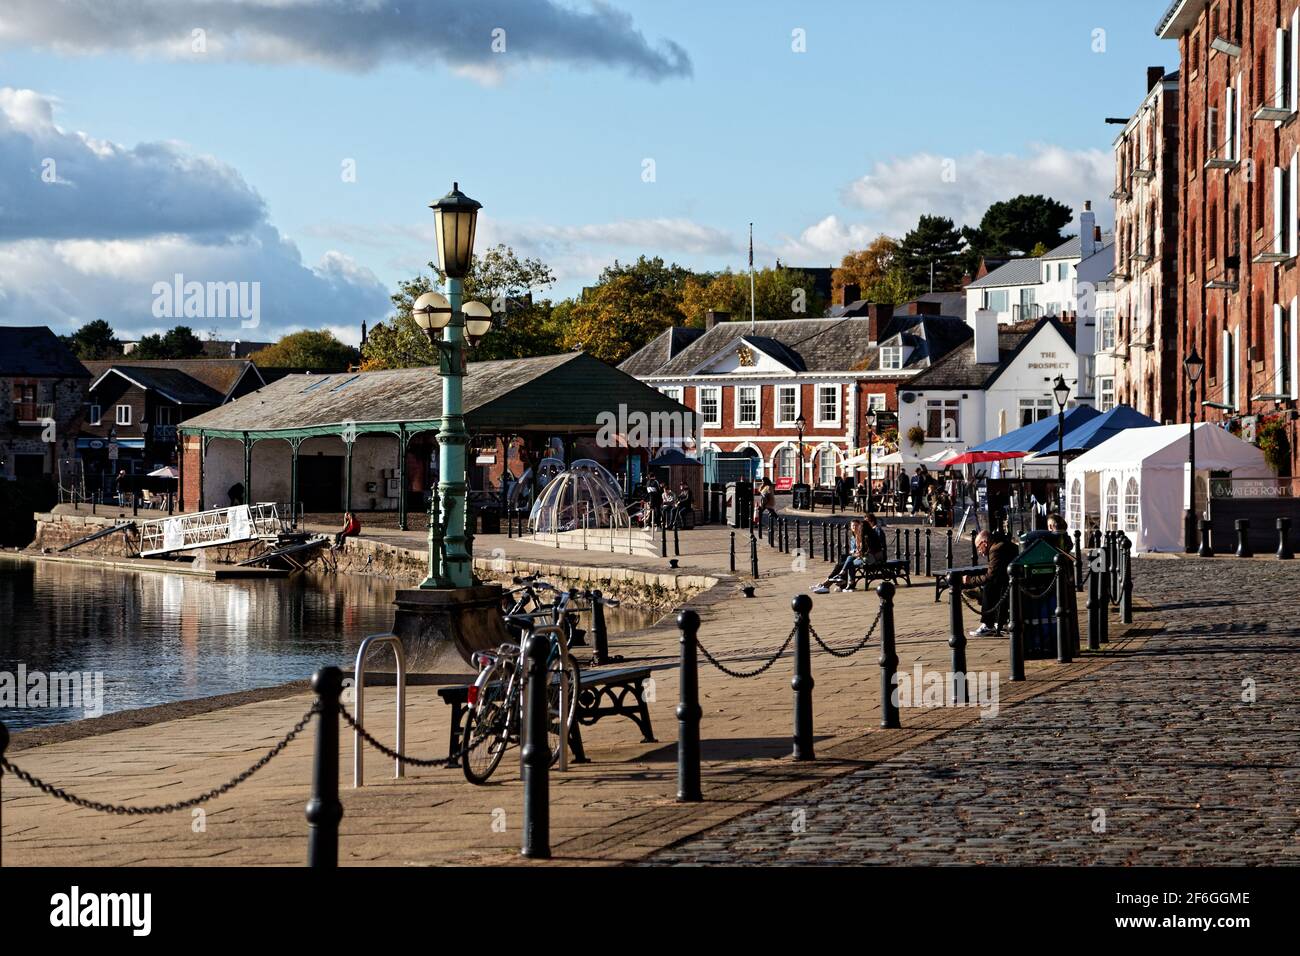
<box><xmin>25</xmin><ymin>512</ymin><xmax>713</xmax><ymax>611</ymax></box>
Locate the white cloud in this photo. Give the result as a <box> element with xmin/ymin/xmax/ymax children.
<box><xmin>0</xmin><ymin>0</ymin><xmax>692</xmax><ymax>83</ymax></box>
<box><xmin>0</xmin><ymin>89</ymin><xmax>389</xmax><ymax>342</ymax></box>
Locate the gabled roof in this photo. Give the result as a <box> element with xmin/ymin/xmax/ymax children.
<box><xmin>906</xmin><ymin>317</ymin><xmax>1075</xmax><ymax>392</ymax></box>
<box><xmin>180</xmin><ymin>351</ymin><xmax>691</xmax><ymax>437</ymax></box>
<box><xmin>649</xmin><ymin>318</ymin><xmax>879</xmax><ymax>377</ymax></box>
<box><xmin>0</xmin><ymin>327</ymin><xmax>90</xmax><ymax>378</ymax></box>
<box><xmin>618</xmin><ymin>326</ymin><xmax>706</xmax><ymax>376</ymax></box>
<box><xmin>868</xmin><ymin>317</ymin><xmax>972</xmax><ymax>372</ymax></box>
<box><xmin>87</xmin><ymin>365</ymin><xmax>226</xmax><ymax>406</ymax></box>
<box><xmin>1042</xmin><ymin>232</ymin><xmax>1115</xmax><ymax>261</ymax></box>
<box><xmin>739</xmin><ymin>335</ymin><xmax>806</xmax><ymax>372</ymax></box>
<box><xmin>84</xmin><ymin>359</ymin><xmax>263</xmax><ymax>403</ymax></box>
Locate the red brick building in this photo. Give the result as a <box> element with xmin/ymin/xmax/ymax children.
<box><xmin>1157</xmin><ymin>0</ymin><xmax>1300</xmax><ymax>474</ymax></box>
<box><xmin>620</xmin><ymin>303</ymin><xmax>972</xmax><ymax>484</ymax></box>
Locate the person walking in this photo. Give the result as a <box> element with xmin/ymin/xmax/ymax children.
<box><xmin>897</xmin><ymin>469</ymin><xmax>911</xmax><ymax>515</ymax></box>
<box><xmin>753</xmin><ymin>476</ymin><xmax>778</xmax><ymax>528</ymax></box>
<box><xmin>645</xmin><ymin>474</ymin><xmax>663</xmax><ymax>528</ymax></box>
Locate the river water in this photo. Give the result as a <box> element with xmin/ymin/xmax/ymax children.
<box><xmin>0</xmin><ymin>558</ymin><xmax>662</xmax><ymax>730</ymax></box>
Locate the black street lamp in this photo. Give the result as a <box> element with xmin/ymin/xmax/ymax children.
<box><xmin>1052</xmin><ymin>375</ymin><xmax>1070</xmax><ymax>515</ymax></box>
<box><xmin>866</xmin><ymin>409</ymin><xmax>878</xmax><ymax>512</ymax></box>
<box><xmin>1183</xmin><ymin>348</ymin><xmax>1205</xmax><ymax>553</ymax></box>
<box><xmin>795</xmin><ymin>414</ymin><xmax>806</xmax><ymax>486</ymax></box>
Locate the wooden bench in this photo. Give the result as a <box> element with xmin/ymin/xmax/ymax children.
<box><xmin>852</xmin><ymin>558</ymin><xmax>911</xmax><ymax>589</ymax></box>
<box><xmin>437</xmin><ymin>665</ymin><xmax>657</xmax><ymax>765</ymax></box>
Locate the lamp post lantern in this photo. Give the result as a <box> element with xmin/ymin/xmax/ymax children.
<box><xmin>411</xmin><ymin>182</ymin><xmax>493</xmax><ymax>590</ymax></box>
<box><xmin>1183</xmin><ymin>348</ymin><xmax>1205</xmax><ymax>553</ymax></box>
<box><xmin>1052</xmin><ymin>375</ymin><xmax>1070</xmax><ymax>515</ymax></box>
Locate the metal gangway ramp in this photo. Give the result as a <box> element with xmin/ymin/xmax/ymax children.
<box><xmin>137</xmin><ymin>503</ymin><xmax>283</xmax><ymax>558</ymax></box>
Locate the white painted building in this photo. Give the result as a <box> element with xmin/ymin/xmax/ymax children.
<box><xmin>898</xmin><ymin>315</ymin><xmax>1080</xmax><ymax>460</ymax></box>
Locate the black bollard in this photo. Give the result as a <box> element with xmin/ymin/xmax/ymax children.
<box><xmin>1086</xmin><ymin>550</ymin><xmax>1101</xmax><ymax>651</ymax></box>
<box><xmin>925</xmin><ymin>529</ymin><xmax>932</xmax><ymax>576</ymax></box>
<box><xmin>592</xmin><ymin>590</ymin><xmax>610</xmax><ymax>665</ymax></box>
<box><xmin>1008</xmin><ymin>565</ymin><xmax>1025</xmax><ymax>682</ymax></box>
<box><xmin>782</xmin><ymin>518</ymin><xmax>790</xmax><ymax>554</ymax></box>
<box><xmin>1120</xmin><ymin>538</ymin><xmax>1133</xmax><ymax>624</ymax></box>
<box><xmin>768</xmin><ymin>513</ymin><xmax>775</xmax><ymax>549</ymax></box>
<box><xmin>914</xmin><ymin>526</ymin><xmax>922</xmax><ymax>575</ymax></box>
<box><xmin>947</xmin><ymin>571</ymin><xmax>968</xmax><ymax>705</ymax></box>
<box><xmin>1198</xmin><ymin>518</ymin><xmax>1214</xmax><ymax>557</ymax></box>
<box><xmin>1054</xmin><ymin>553</ymin><xmax>1072</xmax><ymax>664</ymax></box>
<box><xmin>673</xmin><ymin>522</ymin><xmax>680</xmax><ymax>557</ymax></box>
<box><xmin>729</xmin><ymin>531</ymin><xmax>736</xmax><ymax>573</ymax></box>
<box><xmin>306</xmin><ymin>666</ymin><xmax>344</xmax><ymax>868</ymax></box>
<box><xmin>822</xmin><ymin>522</ymin><xmax>829</xmax><ymax>562</ymax></box>
<box><xmin>791</xmin><ymin>595</ymin><xmax>815</xmax><ymax>761</ymax></box>
<box><xmin>903</xmin><ymin>528</ymin><xmax>911</xmax><ymax>572</ymax></box>
<box><xmin>1279</xmin><ymin>517</ymin><xmax>1295</xmax><ymax>560</ymax></box>
<box><xmin>521</xmin><ymin>633</ymin><xmax>551</xmax><ymax>858</ymax></box>
<box><xmin>661</xmin><ymin>520</ymin><xmax>667</xmax><ymax>557</ymax></box>
<box><xmin>1097</xmin><ymin>549</ymin><xmax>1110</xmax><ymax>645</ymax></box>
<box><xmin>1073</xmin><ymin>530</ymin><xmax>1084</xmax><ymax>591</ymax></box>
<box><xmin>945</xmin><ymin>529</ymin><xmax>953</xmax><ymax>569</ymax></box>
<box><xmin>1235</xmin><ymin>519</ymin><xmax>1252</xmax><ymax>558</ymax></box>
<box><xmin>750</xmin><ymin>533</ymin><xmax>759</xmax><ymax>579</ymax></box>
<box><xmin>970</xmin><ymin>530</ymin><xmax>977</xmax><ymax>565</ymax></box>
<box><xmin>0</xmin><ymin>718</ymin><xmax>7</xmax><ymax>867</ymax></box>
<box><xmin>877</xmin><ymin>582</ymin><xmax>900</xmax><ymax>728</ymax></box>
<box><xmin>894</xmin><ymin>528</ymin><xmax>901</xmax><ymax>560</ymax></box>
<box><xmin>676</xmin><ymin>610</ymin><xmax>702</xmax><ymax>802</ymax></box>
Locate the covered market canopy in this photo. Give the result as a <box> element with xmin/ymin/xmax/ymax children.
<box><xmin>1064</xmin><ymin>422</ymin><xmax>1271</xmax><ymax>552</ymax></box>
<box><xmin>1059</xmin><ymin>404</ymin><xmax>1159</xmax><ymax>453</ymax></box>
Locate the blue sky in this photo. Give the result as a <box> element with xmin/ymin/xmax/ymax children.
<box><xmin>0</xmin><ymin>0</ymin><xmax>1171</xmax><ymax>344</ymax></box>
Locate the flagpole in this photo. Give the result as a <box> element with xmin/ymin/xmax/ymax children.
<box><xmin>749</xmin><ymin>222</ymin><xmax>756</xmax><ymax>332</ymax></box>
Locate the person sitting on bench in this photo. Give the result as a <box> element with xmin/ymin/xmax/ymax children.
<box><xmin>333</xmin><ymin>511</ymin><xmax>361</xmax><ymax>549</ymax></box>
<box><xmin>966</xmin><ymin>529</ymin><xmax>1018</xmax><ymax>637</ymax></box>
<box><xmin>812</xmin><ymin>518</ymin><xmax>865</xmax><ymax>594</ymax></box>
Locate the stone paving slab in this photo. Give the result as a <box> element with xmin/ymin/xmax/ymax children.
<box><xmin>0</xmin><ymin>540</ymin><xmax>1139</xmax><ymax>866</ymax></box>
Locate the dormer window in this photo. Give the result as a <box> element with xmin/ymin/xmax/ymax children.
<box><xmin>880</xmin><ymin>346</ymin><xmax>903</xmax><ymax>370</ymax></box>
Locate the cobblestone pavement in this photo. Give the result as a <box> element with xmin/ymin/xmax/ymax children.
<box><xmin>647</xmin><ymin>558</ymin><xmax>1300</xmax><ymax>865</ymax></box>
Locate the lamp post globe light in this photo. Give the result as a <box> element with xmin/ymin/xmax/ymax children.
<box><xmin>412</xmin><ymin>183</ymin><xmax>494</xmax><ymax>590</ymax></box>
<box><xmin>1052</xmin><ymin>374</ymin><xmax>1070</xmax><ymax>515</ymax></box>
<box><xmin>1183</xmin><ymin>348</ymin><xmax>1205</xmax><ymax>553</ymax></box>
<box><xmin>795</xmin><ymin>414</ymin><xmax>806</xmax><ymax>487</ymax></box>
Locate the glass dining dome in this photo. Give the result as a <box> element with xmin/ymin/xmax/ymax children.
<box><xmin>528</xmin><ymin>461</ymin><xmax>631</xmax><ymax>534</ymax></box>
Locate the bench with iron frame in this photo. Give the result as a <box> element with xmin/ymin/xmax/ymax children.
<box><xmin>438</xmin><ymin>665</ymin><xmax>657</xmax><ymax>766</ymax></box>
<box><xmin>851</xmin><ymin>558</ymin><xmax>912</xmax><ymax>589</ymax></box>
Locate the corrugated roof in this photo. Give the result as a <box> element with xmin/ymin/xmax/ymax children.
<box><xmin>965</xmin><ymin>258</ymin><xmax>1045</xmax><ymax>290</ymax></box>
<box><xmin>180</xmin><ymin>351</ymin><xmax>691</xmax><ymax>436</ymax></box>
<box><xmin>0</xmin><ymin>327</ymin><xmax>90</xmax><ymax>378</ymax></box>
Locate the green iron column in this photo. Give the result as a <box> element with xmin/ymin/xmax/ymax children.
<box><xmin>242</xmin><ymin>432</ymin><xmax>252</xmax><ymax>505</ymax></box>
<box><xmin>289</xmin><ymin>437</ymin><xmax>301</xmax><ymax>527</ymax></box>
<box><xmin>430</xmin><ymin>276</ymin><xmax>472</xmax><ymax>588</ymax></box>
<box><xmin>397</xmin><ymin>426</ymin><xmax>408</xmax><ymax>532</ymax></box>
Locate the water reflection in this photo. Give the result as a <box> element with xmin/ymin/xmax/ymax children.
<box><xmin>0</xmin><ymin>559</ymin><xmax>665</xmax><ymax>730</ymax></box>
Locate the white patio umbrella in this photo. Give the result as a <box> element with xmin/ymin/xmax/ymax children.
<box><xmin>147</xmin><ymin>465</ymin><xmax>179</xmax><ymax>478</ymax></box>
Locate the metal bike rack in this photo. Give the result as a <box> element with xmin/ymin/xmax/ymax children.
<box><xmin>352</xmin><ymin>633</ymin><xmax>407</xmax><ymax>788</ymax></box>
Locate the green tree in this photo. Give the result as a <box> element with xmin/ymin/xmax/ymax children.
<box><xmin>562</xmin><ymin>258</ymin><xmax>691</xmax><ymax>363</ymax></box>
<box><xmin>131</xmin><ymin>325</ymin><xmax>205</xmax><ymax>359</ymax></box>
<box><xmin>960</xmin><ymin>194</ymin><xmax>1073</xmax><ymax>273</ymax></box>
<box><xmin>248</xmin><ymin>330</ymin><xmax>358</xmax><ymax>369</ymax></box>
<box><xmin>363</xmin><ymin>244</ymin><xmax>561</xmax><ymax>369</ymax></box>
<box><xmin>62</xmin><ymin>319</ymin><xmax>120</xmax><ymax>360</ymax></box>
<box><xmin>896</xmin><ymin>215</ymin><xmax>966</xmax><ymax>292</ymax></box>
<box><xmin>864</xmin><ymin>266</ymin><xmax>921</xmax><ymax>306</ymax></box>
<box><xmin>680</xmin><ymin>267</ymin><xmax>828</xmax><ymax>327</ymax></box>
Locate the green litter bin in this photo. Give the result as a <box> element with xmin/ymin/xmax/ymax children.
<box><xmin>1010</xmin><ymin>538</ymin><xmax>1071</xmax><ymax>659</ymax></box>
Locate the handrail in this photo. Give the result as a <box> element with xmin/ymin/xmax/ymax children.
<box><xmin>352</xmin><ymin>633</ymin><xmax>407</xmax><ymax>788</ymax></box>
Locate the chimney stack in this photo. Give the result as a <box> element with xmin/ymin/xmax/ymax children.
<box><xmin>1147</xmin><ymin>65</ymin><xmax>1165</xmax><ymax>93</ymax></box>
<box><xmin>1079</xmin><ymin>201</ymin><xmax>1097</xmax><ymax>259</ymax></box>
<box><xmin>973</xmin><ymin>309</ymin><xmax>999</xmax><ymax>364</ymax></box>
<box><xmin>867</xmin><ymin>303</ymin><xmax>893</xmax><ymax>343</ymax></box>
<box><xmin>841</xmin><ymin>283</ymin><xmax>861</xmax><ymax>307</ymax></box>
<box><xmin>705</xmin><ymin>309</ymin><xmax>728</xmax><ymax>331</ymax></box>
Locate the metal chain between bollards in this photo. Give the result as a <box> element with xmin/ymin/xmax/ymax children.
<box><xmin>0</xmin><ymin>703</ymin><xmax>318</xmax><ymax>816</ymax></box>
<box><xmin>339</xmin><ymin>704</ymin><xmax>446</xmax><ymax>767</ymax></box>
<box><xmin>695</xmin><ymin>627</ymin><xmax>796</xmax><ymax>679</ymax></box>
<box><xmin>809</xmin><ymin>607</ymin><xmax>883</xmax><ymax>658</ymax></box>
<box><xmin>960</xmin><ymin>583</ymin><xmax>1013</xmax><ymax>616</ymax></box>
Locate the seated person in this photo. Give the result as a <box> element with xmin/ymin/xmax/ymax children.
<box><xmin>333</xmin><ymin>511</ymin><xmax>361</xmax><ymax>549</ymax></box>
<box><xmin>965</xmin><ymin>529</ymin><xmax>1018</xmax><ymax>637</ymax></box>
<box><xmin>812</xmin><ymin>519</ymin><xmax>865</xmax><ymax>594</ymax></box>
<box><xmin>862</xmin><ymin>513</ymin><xmax>886</xmax><ymax>566</ymax></box>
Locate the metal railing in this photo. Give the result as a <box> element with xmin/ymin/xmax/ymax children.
<box><xmin>352</xmin><ymin>634</ymin><xmax>407</xmax><ymax>788</ymax></box>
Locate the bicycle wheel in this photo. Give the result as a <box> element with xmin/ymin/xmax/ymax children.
<box><xmin>462</xmin><ymin>682</ymin><xmax>511</xmax><ymax>785</ymax></box>
<box><xmin>545</xmin><ymin>654</ymin><xmax>581</xmax><ymax>766</ymax></box>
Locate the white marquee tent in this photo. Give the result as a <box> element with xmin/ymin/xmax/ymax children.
<box><xmin>1064</xmin><ymin>423</ymin><xmax>1271</xmax><ymax>552</ymax></box>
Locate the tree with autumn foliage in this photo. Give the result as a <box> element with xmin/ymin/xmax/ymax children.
<box><xmin>679</xmin><ymin>267</ymin><xmax>827</xmax><ymax>328</ymax></box>
<box><xmin>831</xmin><ymin>236</ymin><xmax>899</xmax><ymax>303</ymax></box>
<box><xmin>560</xmin><ymin>256</ymin><xmax>693</xmax><ymax>363</ymax></box>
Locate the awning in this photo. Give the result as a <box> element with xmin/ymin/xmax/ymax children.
<box><xmin>972</xmin><ymin>405</ymin><xmax>1101</xmax><ymax>454</ymax></box>
<box><xmin>77</xmin><ymin>437</ymin><xmax>145</xmax><ymax>450</ymax></box>
<box><xmin>946</xmin><ymin>450</ymin><xmax>1028</xmax><ymax>466</ymax></box>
